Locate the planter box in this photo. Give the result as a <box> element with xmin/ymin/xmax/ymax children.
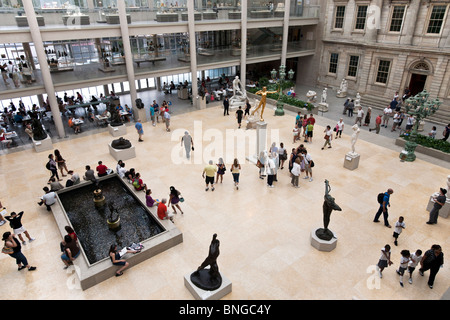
<box><xmin>395</xmin><ymin>138</ymin><xmax>450</xmax><ymax>162</ymax></box>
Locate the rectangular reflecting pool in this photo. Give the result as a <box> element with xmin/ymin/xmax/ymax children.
<box><xmin>58</xmin><ymin>175</ymin><xmax>164</xmax><ymax>265</ymax></box>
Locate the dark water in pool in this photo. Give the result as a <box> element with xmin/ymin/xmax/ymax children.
<box><xmin>58</xmin><ymin>176</ymin><xmax>164</xmax><ymax>265</ymax></box>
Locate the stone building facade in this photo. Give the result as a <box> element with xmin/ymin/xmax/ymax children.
<box><xmin>313</xmin><ymin>0</ymin><xmax>450</xmax><ymax>124</ymax></box>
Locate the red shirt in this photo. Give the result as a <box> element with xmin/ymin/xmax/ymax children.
<box><xmin>307</xmin><ymin>117</ymin><xmax>315</xmax><ymax>125</ymax></box>
<box><xmin>96</xmin><ymin>164</ymin><xmax>107</xmax><ymax>175</ymax></box>
<box><xmin>157</xmin><ymin>202</ymin><xmax>167</xmax><ymax>220</ymax></box>
<box><xmin>376</xmin><ymin>115</ymin><xmax>382</xmax><ymax>125</ymax></box>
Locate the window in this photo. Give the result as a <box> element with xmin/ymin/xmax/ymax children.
<box><xmin>334</xmin><ymin>6</ymin><xmax>346</xmax><ymax>29</ymax></box>
<box><xmin>329</xmin><ymin>53</ymin><xmax>339</xmax><ymax>74</ymax></box>
<box><xmin>389</xmin><ymin>6</ymin><xmax>405</xmax><ymax>32</ymax></box>
<box><xmin>347</xmin><ymin>55</ymin><xmax>359</xmax><ymax>77</ymax></box>
<box><xmin>375</xmin><ymin>60</ymin><xmax>391</xmax><ymax>84</ymax></box>
<box><xmin>355</xmin><ymin>5</ymin><xmax>368</xmax><ymax>30</ymax></box>
<box><xmin>427</xmin><ymin>5</ymin><xmax>447</xmax><ymax>34</ymax></box>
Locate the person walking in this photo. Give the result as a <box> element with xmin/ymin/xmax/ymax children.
<box><xmin>149</xmin><ymin>103</ymin><xmax>156</xmax><ymax>126</ymax></box>
<box><xmin>168</xmin><ymin>186</ymin><xmax>184</xmax><ymax>215</ymax></box>
<box><xmin>2</xmin><ymin>231</ymin><xmax>36</xmax><ymax>271</ymax></box>
<box><xmin>236</xmin><ymin>106</ymin><xmax>244</xmax><ymax>129</ymax></box>
<box><xmin>216</xmin><ymin>157</ymin><xmax>226</xmax><ymax>184</ymax></box>
<box><xmin>369</xmin><ymin>114</ymin><xmax>382</xmax><ymax>134</ymax></box>
<box><xmin>47</xmin><ymin>154</ymin><xmax>61</xmax><ymax>183</ymax></box>
<box><xmin>427</xmin><ymin>188</ymin><xmax>447</xmax><ymax>224</ymax></box>
<box><xmin>382</xmin><ymin>106</ymin><xmax>392</xmax><ymax>128</ymax></box>
<box><xmin>373</xmin><ymin>189</ymin><xmax>394</xmax><ymax>228</ymax></box>
<box><xmin>407</xmin><ymin>249</ymin><xmax>423</xmax><ymax>284</ymax></box>
<box><xmin>392</xmin><ymin>216</ymin><xmax>405</xmax><ymax>246</ymax></box>
<box><xmin>54</xmin><ymin>149</ymin><xmax>69</xmax><ymax>177</ymax></box>
<box><xmin>4</xmin><ymin>211</ymin><xmax>35</xmax><ymax>245</ymax></box>
<box><xmin>347</xmin><ymin>99</ymin><xmax>354</xmax><ymax>117</ymax></box>
<box><xmin>321</xmin><ymin>125</ymin><xmax>333</xmax><ymax>150</ymax></box>
<box><xmin>355</xmin><ymin>106</ymin><xmax>364</xmax><ymax>126</ymax></box>
<box><xmin>181</xmin><ymin>131</ymin><xmax>193</xmax><ymax>160</ymax></box>
<box><xmin>376</xmin><ymin>244</ymin><xmax>393</xmax><ymax>278</ymax></box>
<box><xmin>223</xmin><ymin>96</ymin><xmax>229</xmax><ymax>116</ymax></box>
<box><xmin>231</xmin><ymin>158</ymin><xmax>241</xmax><ymax>190</ymax></box>
<box><xmin>278</xmin><ymin>142</ymin><xmax>287</xmax><ymax>169</ymax></box>
<box><xmin>419</xmin><ymin>244</ymin><xmax>444</xmax><ymax>289</ymax></box>
<box><xmin>164</xmin><ymin>109</ymin><xmax>171</xmax><ymax>132</ymax></box>
<box><xmin>135</xmin><ymin>118</ymin><xmax>144</xmax><ymax>142</ymax></box>
<box><xmin>258</xmin><ymin>151</ymin><xmax>267</xmax><ymax>179</ymax></box>
<box><xmin>266</xmin><ymin>152</ymin><xmax>276</xmax><ymax>188</ymax></box>
<box><xmin>364</xmin><ymin>107</ymin><xmax>371</xmax><ymax>126</ymax></box>
<box><xmin>396</xmin><ymin>250</ymin><xmax>411</xmax><ymax>287</ymax></box>
<box><xmin>203</xmin><ymin>160</ymin><xmax>217</xmax><ymax>191</ymax></box>
<box><xmin>335</xmin><ymin>118</ymin><xmax>344</xmax><ymax>138</ymax></box>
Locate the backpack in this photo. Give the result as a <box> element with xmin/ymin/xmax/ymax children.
<box><xmin>46</xmin><ymin>161</ymin><xmax>51</xmax><ymax>170</ymax></box>
<box><xmin>377</xmin><ymin>193</ymin><xmax>385</xmax><ymax>204</ymax></box>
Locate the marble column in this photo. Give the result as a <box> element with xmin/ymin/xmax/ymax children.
<box><xmin>23</xmin><ymin>1</ymin><xmax>66</xmax><ymax>139</ymax></box>
<box><xmin>188</xmin><ymin>0</ymin><xmax>199</xmax><ymax>108</ymax></box>
<box><xmin>399</xmin><ymin>0</ymin><xmax>421</xmax><ymax>46</ymax></box>
<box><xmin>240</xmin><ymin>0</ymin><xmax>247</xmax><ymax>86</ymax></box>
<box><xmin>280</xmin><ymin>0</ymin><xmax>291</xmax><ymax>65</ymax></box>
<box><xmin>117</xmin><ymin>0</ymin><xmax>145</xmax><ymax>122</ymax></box>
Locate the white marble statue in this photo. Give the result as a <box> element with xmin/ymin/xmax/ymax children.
<box><xmin>306</xmin><ymin>90</ymin><xmax>317</xmax><ymax>103</ymax></box>
<box><xmin>350</xmin><ymin>124</ymin><xmax>360</xmax><ymax>154</ymax></box>
<box><xmin>321</xmin><ymin>88</ymin><xmax>327</xmax><ymax>103</ymax></box>
<box><xmin>229</xmin><ymin>76</ymin><xmax>247</xmax><ymax>107</ymax></box>
<box><xmin>354</xmin><ymin>92</ymin><xmax>361</xmax><ymax>107</ymax></box>
<box><xmin>337</xmin><ymin>79</ymin><xmax>348</xmax><ymax>97</ymax></box>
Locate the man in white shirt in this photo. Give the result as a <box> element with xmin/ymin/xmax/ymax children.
<box><xmin>38</xmin><ymin>187</ymin><xmax>56</xmax><ymax>211</ymax></box>
<box><xmin>382</xmin><ymin>106</ymin><xmax>392</xmax><ymax>128</ymax></box>
<box><xmin>164</xmin><ymin>110</ymin><xmax>171</xmax><ymax>132</ymax></box>
<box><xmin>355</xmin><ymin>107</ymin><xmax>364</xmax><ymax>126</ymax></box>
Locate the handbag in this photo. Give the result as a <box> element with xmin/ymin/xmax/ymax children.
<box><xmin>191</xmin><ymin>146</ymin><xmax>194</xmax><ymax>151</ymax></box>
<box><xmin>324</xmin><ymin>134</ymin><xmax>329</xmax><ymax>140</ymax></box>
<box><xmin>310</xmin><ymin>160</ymin><xmax>315</xmax><ymax>167</ymax></box>
<box><xmin>256</xmin><ymin>160</ymin><xmax>263</xmax><ymax>168</ymax></box>
<box><xmin>179</xmin><ymin>196</ymin><xmax>184</xmax><ymax>202</ymax></box>
<box><xmin>2</xmin><ymin>246</ymin><xmax>13</xmax><ymax>255</ymax></box>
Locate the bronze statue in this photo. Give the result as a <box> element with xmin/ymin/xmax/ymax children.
<box><xmin>251</xmin><ymin>86</ymin><xmax>278</xmax><ymax>122</ymax></box>
<box><xmin>31</xmin><ymin>118</ymin><xmax>47</xmax><ymax>141</ymax></box>
<box><xmin>109</xmin><ymin>107</ymin><xmax>123</xmax><ymax>127</ymax></box>
<box><xmin>316</xmin><ymin>180</ymin><xmax>342</xmax><ymax>241</ymax></box>
<box><xmin>190</xmin><ymin>233</ymin><xmax>222</xmax><ymax>291</ymax></box>
<box><xmin>111</xmin><ymin>137</ymin><xmax>132</xmax><ymax>149</ymax></box>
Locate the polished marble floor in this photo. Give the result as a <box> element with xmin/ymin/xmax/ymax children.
<box><xmin>0</xmin><ymin>101</ymin><xmax>448</xmax><ymax>300</ymax></box>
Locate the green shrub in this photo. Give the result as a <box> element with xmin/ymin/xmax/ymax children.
<box><xmin>401</xmin><ymin>133</ymin><xmax>450</xmax><ymax>153</ymax></box>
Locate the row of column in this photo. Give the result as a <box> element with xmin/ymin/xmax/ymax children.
<box><xmin>23</xmin><ymin>0</ymin><xmax>294</xmax><ymax>138</ymax></box>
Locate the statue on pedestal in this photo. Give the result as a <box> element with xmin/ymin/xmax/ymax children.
<box><xmin>190</xmin><ymin>233</ymin><xmax>222</xmax><ymax>291</ymax></box>
<box><xmin>110</xmin><ymin>107</ymin><xmax>123</xmax><ymax>127</ymax></box>
<box><xmin>321</xmin><ymin>88</ymin><xmax>327</xmax><ymax>104</ymax></box>
<box><xmin>31</xmin><ymin>118</ymin><xmax>47</xmax><ymax>141</ymax></box>
<box><xmin>350</xmin><ymin>124</ymin><xmax>361</xmax><ymax>155</ymax></box>
<box><xmin>316</xmin><ymin>180</ymin><xmax>342</xmax><ymax>241</ymax></box>
<box><xmin>111</xmin><ymin>137</ymin><xmax>132</xmax><ymax>149</ymax></box>
<box><xmin>337</xmin><ymin>79</ymin><xmax>348</xmax><ymax>97</ymax></box>
<box><xmin>229</xmin><ymin>76</ymin><xmax>247</xmax><ymax>108</ymax></box>
<box><xmin>306</xmin><ymin>90</ymin><xmax>317</xmax><ymax>103</ymax></box>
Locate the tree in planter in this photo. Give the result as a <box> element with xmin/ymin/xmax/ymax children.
<box><xmin>400</xmin><ymin>90</ymin><xmax>441</xmax><ymax>162</ymax></box>
<box><xmin>268</xmin><ymin>65</ymin><xmax>295</xmax><ymax>116</ymax></box>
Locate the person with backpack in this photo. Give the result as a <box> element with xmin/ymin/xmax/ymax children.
<box><xmin>46</xmin><ymin>154</ymin><xmax>61</xmax><ymax>184</ymax></box>
<box><xmin>132</xmin><ymin>173</ymin><xmax>147</xmax><ymax>192</ymax></box>
<box><xmin>373</xmin><ymin>189</ymin><xmax>394</xmax><ymax>228</ymax></box>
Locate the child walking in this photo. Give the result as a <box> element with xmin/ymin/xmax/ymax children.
<box><xmin>396</xmin><ymin>249</ymin><xmax>411</xmax><ymax>287</ymax></box>
<box><xmin>407</xmin><ymin>249</ymin><xmax>423</xmax><ymax>284</ymax></box>
<box><xmin>393</xmin><ymin>216</ymin><xmax>405</xmax><ymax>246</ymax></box>
<box><xmin>377</xmin><ymin>244</ymin><xmax>393</xmax><ymax>278</ymax></box>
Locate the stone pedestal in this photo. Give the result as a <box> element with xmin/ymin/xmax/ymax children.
<box><xmin>337</xmin><ymin>91</ymin><xmax>347</xmax><ymax>98</ymax></box>
<box><xmin>311</xmin><ymin>228</ymin><xmax>337</xmax><ymax>252</ymax></box>
<box><xmin>317</xmin><ymin>102</ymin><xmax>329</xmax><ymax>112</ymax></box>
<box><xmin>108</xmin><ymin>124</ymin><xmax>127</xmax><ymax>137</ymax></box>
<box><xmin>32</xmin><ymin>135</ymin><xmax>53</xmax><ymax>153</ymax></box>
<box><xmin>133</xmin><ymin>108</ymin><xmax>147</xmax><ymax>123</ymax></box>
<box><xmin>246</xmin><ymin>121</ymin><xmax>267</xmax><ymax>164</ymax></box>
<box><xmin>108</xmin><ymin>143</ymin><xmax>136</xmax><ymax>161</ymax></box>
<box><xmin>344</xmin><ymin>152</ymin><xmax>360</xmax><ymax>170</ymax></box>
<box><xmin>184</xmin><ymin>271</ymin><xmax>232</xmax><ymax>300</ymax></box>
<box><xmin>198</xmin><ymin>97</ymin><xmax>207</xmax><ymax>109</ymax></box>
<box><xmin>426</xmin><ymin>193</ymin><xmax>450</xmax><ymax>218</ymax></box>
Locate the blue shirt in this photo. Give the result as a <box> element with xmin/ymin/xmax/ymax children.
<box><xmin>150</xmin><ymin>106</ymin><xmax>155</xmax><ymax>116</ymax></box>
<box><xmin>382</xmin><ymin>193</ymin><xmax>390</xmax><ymax>206</ymax></box>
<box><xmin>135</xmin><ymin>122</ymin><xmax>143</xmax><ymax>134</ymax></box>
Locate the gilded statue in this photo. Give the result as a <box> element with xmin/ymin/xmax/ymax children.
<box><xmin>251</xmin><ymin>86</ymin><xmax>277</xmax><ymax>122</ymax></box>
